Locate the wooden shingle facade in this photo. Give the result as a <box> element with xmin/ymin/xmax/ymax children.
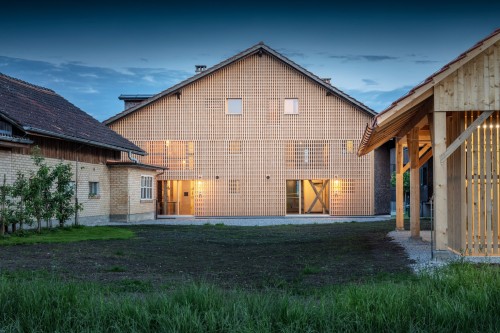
<box><xmin>106</xmin><ymin>44</ymin><xmax>388</xmax><ymax>217</ymax></box>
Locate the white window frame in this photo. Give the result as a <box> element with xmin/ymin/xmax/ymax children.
<box><xmin>226</xmin><ymin>98</ymin><xmax>242</xmax><ymax>115</ymax></box>
<box><xmin>141</xmin><ymin>176</ymin><xmax>153</xmax><ymax>200</ymax></box>
<box><xmin>284</xmin><ymin>98</ymin><xmax>299</xmax><ymax>115</ymax></box>
<box><xmin>89</xmin><ymin>182</ymin><xmax>100</xmax><ymax>197</ymax></box>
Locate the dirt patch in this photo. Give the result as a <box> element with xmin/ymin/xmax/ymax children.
<box><xmin>0</xmin><ymin>221</ymin><xmax>412</xmax><ymax>290</ymax></box>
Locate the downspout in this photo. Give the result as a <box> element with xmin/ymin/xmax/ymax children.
<box><xmin>128</xmin><ymin>151</ymin><xmax>138</xmax><ymax>163</ymax></box>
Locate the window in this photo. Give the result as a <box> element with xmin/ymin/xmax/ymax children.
<box><xmin>89</xmin><ymin>182</ymin><xmax>100</xmax><ymax>197</ymax></box>
<box><xmin>229</xmin><ymin>180</ymin><xmax>241</xmax><ymax>194</ymax></box>
<box><xmin>0</xmin><ymin>120</ymin><xmax>12</xmax><ymax>136</ymax></box>
<box><xmin>229</xmin><ymin>141</ymin><xmax>242</xmax><ymax>154</ymax></box>
<box><xmin>226</xmin><ymin>98</ymin><xmax>242</xmax><ymax>115</ymax></box>
<box><xmin>141</xmin><ymin>176</ymin><xmax>153</xmax><ymax>200</ymax></box>
<box><xmin>345</xmin><ymin>140</ymin><xmax>354</xmax><ymax>154</ymax></box>
<box><xmin>284</xmin><ymin>98</ymin><xmax>299</xmax><ymax>114</ymax></box>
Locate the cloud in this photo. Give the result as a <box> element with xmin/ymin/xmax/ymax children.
<box><xmin>277</xmin><ymin>48</ymin><xmax>306</xmax><ymax>59</ymax></box>
<box><xmin>328</xmin><ymin>54</ymin><xmax>399</xmax><ymax>62</ymax></box>
<box><xmin>0</xmin><ymin>55</ymin><xmax>192</xmax><ymax>121</ymax></box>
<box><xmin>414</xmin><ymin>60</ymin><xmax>440</xmax><ymax>64</ymax></box>
<box><xmin>362</xmin><ymin>79</ymin><xmax>378</xmax><ymax>86</ymax></box>
<box><xmin>140</xmin><ymin>58</ymin><xmax>149</xmax><ymax>62</ymax></box>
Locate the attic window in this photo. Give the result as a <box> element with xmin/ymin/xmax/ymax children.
<box><xmin>226</xmin><ymin>98</ymin><xmax>242</xmax><ymax>115</ymax></box>
<box><xmin>284</xmin><ymin>99</ymin><xmax>299</xmax><ymax>114</ymax></box>
<box><xmin>0</xmin><ymin>120</ymin><xmax>12</xmax><ymax>136</ymax></box>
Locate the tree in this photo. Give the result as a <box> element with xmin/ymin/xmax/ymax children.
<box><xmin>11</xmin><ymin>172</ymin><xmax>31</xmax><ymax>230</ymax></box>
<box><xmin>391</xmin><ymin>171</ymin><xmax>411</xmax><ymax>214</ymax></box>
<box><xmin>0</xmin><ymin>174</ymin><xmax>14</xmax><ymax>236</ymax></box>
<box><xmin>52</xmin><ymin>163</ymin><xmax>81</xmax><ymax>227</ymax></box>
<box><xmin>25</xmin><ymin>147</ymin><xmax>55</xmax><ymax>233</ymax></box>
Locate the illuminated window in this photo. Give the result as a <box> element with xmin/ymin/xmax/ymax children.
<box><xmin>229</xmin><ymin>141</ymin><xmax>242</xmax><ymax>154</ymax></box>
<box><xmin>229</xmin><ymin>180</ymin><xmax>241</xmax><ymax>194</ymax></box>
<box><xmin>284</xmin><ymin>98</ymin><xmax>299</xmax><ymax>114</ymax></box>
<box><xmin>345</xmin><ymin>140</ymin><xmax>354</xmax><ymax>154</ymax></box>
<box><xmin>226</xmin><ymin>98</ymin><xmax>242</xmax><ymax>115</ymax></box>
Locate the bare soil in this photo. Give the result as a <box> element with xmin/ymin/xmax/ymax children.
<box><xmin>0</xmin><ymin>221</ymin><xmax>412</xmax><ymax>290</ymax></box>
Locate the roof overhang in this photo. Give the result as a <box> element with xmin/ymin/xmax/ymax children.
<box><xmin>358</xmin><ymin>28</ymin><xmax>500</xmax><ymax>156</ymax></box>
<box><xmin>24</xmin><ymin>127</ymin><xmax>146</xmax><ymax>156</ymax></box>
<box><xmin>106</xmin><ymin>161</ymin><xmax>167</xmax><ymax>171</ymax></box>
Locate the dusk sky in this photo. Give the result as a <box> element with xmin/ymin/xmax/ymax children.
<box><xmin>1</xmin><ymin>0</ymin><xmax>499</xmax><ymax>121</ymax></box>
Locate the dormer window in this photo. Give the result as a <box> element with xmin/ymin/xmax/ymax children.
<box><xmin>0</xmin><ymin>120</ymin><xmax>12</xmax><ymax>136</ymax></box>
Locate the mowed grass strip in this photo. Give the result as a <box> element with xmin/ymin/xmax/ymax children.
<box><xmin>0</xmin><ymin>226</ymin><xmax>134</xmax><ymax>246</ymax></box>
<box><xmin>0</xmin><ymin>263</ymin><xmax>498</xmax><ymax>332</ymax></box>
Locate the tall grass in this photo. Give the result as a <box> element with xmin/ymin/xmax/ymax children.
<box><xmin>0</xmin><ymin>263</ymin><xmax>498</xmax><ymax>332</ymax></box>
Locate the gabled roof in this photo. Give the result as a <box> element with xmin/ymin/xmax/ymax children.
<box><xmin>358</xmin><ymin>28</ymin><xmax>500</xmax><ymax>156</ymax></box>
<box><xmin>0</xmin><ymin>73</ymin><xmax>145</xmax><ymax>155</ymax></box>
<box><xmin>104</xmin><ymin>42</ymin><xmax>376</xmax><ymax>125</ymax></box>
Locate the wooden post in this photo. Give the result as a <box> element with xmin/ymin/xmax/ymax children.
<box><xmin>409</xmin><ymin>127</ymin><xmax>421</xmax><ymax>239</ymax></box>
<box><xmin>432</xmin><ymin>111</ymin><xmax>448</xmax><ymax>251</ymax></box>
<box><xmin>396</xmin><ymin>139</ymin><xmax>404</xmax><ymax>230</ymax></box>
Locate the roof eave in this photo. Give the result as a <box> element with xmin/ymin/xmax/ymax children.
<box><xmin>24</xmin><ymin>127</ymin><xmax>146</xmax><ymax>156</ymax></box>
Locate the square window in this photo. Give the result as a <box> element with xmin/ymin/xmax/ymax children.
<box><xmin>89</xmin><ymin>182</ymin><xmax>99</xmax><ymax>197</ymax></box>
<box><xmin>226</xmin><ymin>98</ymin><xmax>242</xmax><ymax>115</ymax></box>
<box><xmin>229</xmin><ymin>141</ymin><xmax>242</xmax><ymax>154</ymax></box>
<box><xmin>229</xmin><ymin>180</ymin><xmax>241</xmax><ymax>194</ymax></box>
<box><xmin>141</xmin><ymin>176</ymin><xmax>153</xmax><ymax>200</ymax></box>
<box><xmin>284</xmin><ymin>98</ymin><xmax>299</xmax><ymax>114</ymax></box>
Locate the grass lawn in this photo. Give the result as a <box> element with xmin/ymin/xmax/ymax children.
<box><xmin>0</xmin><ymin>226</ymin><xmax>134</xmax><ymax>245</ymax></box>
<box><xmin>0</xmin><ymin>221</ymin><xmax>497</xmax><ymax>332</ymax></box>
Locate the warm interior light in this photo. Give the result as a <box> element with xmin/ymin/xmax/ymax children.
<box><xmin>333</xmin><ymin>177</ymin><xmax>341</xmax><ymax>196</ymax></box>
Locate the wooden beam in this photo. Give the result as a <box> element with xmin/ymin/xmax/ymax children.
<box><xmin>433</xmin><ymin>111</ymin><xmax>448</xmax><ymax>251</ymax></box>
<box><xmin>396</xmin><ymin>139</ymin><xmax>404</xmax><ymax>230</ymax></box>
<box><xmin>418</xmin><ymin>147</ymin><xmax>433</xmax><ymax>168</ymax></box>
<box><xmin>440</xmin><ymin>110</ymin><xmax>494</xmax><ymax>164</ymax></box>
<box><xmin>395</xmin><ymin>101</ymin><xmax>431</xmax><ymax>139</ymax></box>
<box><xmin>409</xmin><ymin>127</ymin><xmax>421</xmax><ymax>239</ymax></box>
<box><xmin>401</xmin><ymin>143</ymin><xmax>431</xmax><ymax>173</ymax></box>
<box><xmin>306</xmin><ymin>180</ymin><xmax>329</xmax><ymax>213</ymax></box>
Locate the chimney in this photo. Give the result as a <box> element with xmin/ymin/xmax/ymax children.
<box><xmin>118</xmin><ymin>94</ymin><xmax>154</xmax><ymax>110</ymax></box>
<box><xmin>322</xmin><ymin>78</ymin><xmax>331</xmax><ymax>84</ymax></box>
<box><xmin>195</xmin><ymin>65</ymin><xmax>207</xmax><ymax>73</ymax></box>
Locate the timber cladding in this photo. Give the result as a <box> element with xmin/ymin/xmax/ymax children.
<box><xmin>109</xmin><ymin>52</ymin><xmax>374</xmax><ymax>216</ymax></box>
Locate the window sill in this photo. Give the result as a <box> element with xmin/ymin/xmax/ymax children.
<box><xmin>140</xmin><ymin>199</ymin><xmax>154</xmax><ymax>203</ymax></box>
<box><xmin>88</xmin><ymin>195</ymin><xmax>101</xmax><ymax>199</ymax></box>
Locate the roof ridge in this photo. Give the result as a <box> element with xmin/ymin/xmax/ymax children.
<box><xmin>0</xmin><ymin>72</ymin><xmax>56</xmax><ymax>95</ymax></box>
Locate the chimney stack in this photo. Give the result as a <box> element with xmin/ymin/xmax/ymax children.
<box><xmin>322</xmin><ymin>78</ymin><xmax>331</xmax><ymax>84</ymax></box>
<box><xmin>195</xmin><ymin>65</ymin><xmax>207</xmax><ymax>73</ymax></box>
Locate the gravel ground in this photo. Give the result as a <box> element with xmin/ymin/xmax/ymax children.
<box><xmin>82</xmin><ymin>215</ymin><xmax>393</xmax><ymax>227</ymax></box>
<box><xmin>388</xmin><ymin>230</ymin><xmax>500</xmax><ymax>273</ymax></box>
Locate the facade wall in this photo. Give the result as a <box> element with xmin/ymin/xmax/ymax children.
<box><xmin>0</xmin><ymin>147</ymin><xmax>156</xmax><ymax>224</ymax></box>
<box><xmin>110</xmin><ymin>53</ymin><xmax>375</xmax><ymax>216</ymax></box>
<box><xmin>374</xmin><ymin>143</ymin><xmax>391</xmax><ymax>215</ymax></box>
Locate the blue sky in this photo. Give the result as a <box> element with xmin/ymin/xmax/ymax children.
<box><xmin>1</xmin><ymin>0</ymin><xmax>499</xmax><ymax>121</ymax></box>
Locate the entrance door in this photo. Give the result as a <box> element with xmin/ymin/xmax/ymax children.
<box><xmin>157</xmin><ymin>180</ymin><xmax>194</xmax><ymax>215</ymax></box>
<box><xmin>286</xmin><ymin>180</ymin><xmax>330</xmax><ymax>214</ymax></box>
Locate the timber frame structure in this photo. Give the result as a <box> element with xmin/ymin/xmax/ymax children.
<box><xmin>105</xmin><ymin>43</ymin><xmax>389</xmax><ymax>217</ymax></box>
<box><xmin>359</xmin><ymin>29</ymin><xmax>500</xmax><ymax>256</ymax></box>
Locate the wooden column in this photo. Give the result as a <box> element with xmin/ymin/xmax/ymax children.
<box><xmin>396</xmin><ymin>139</ymin><xmax>404</xmax><ymax>230</ymax></box>
<box><xmin>432</xmin><ymin>112</ymin><xmax>448</xmax><ymax>250</ymax></box>
<box><xmin>409</xmin><ymin>127</ymin><xmax>421</xmax><ymax>239</ymax></box>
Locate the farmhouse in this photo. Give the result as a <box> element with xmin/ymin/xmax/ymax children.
<box><xmin>359</xmin><ymin>29</ymin><xmax>500</xmax><ymax>256</ymax></box>
<box><xmin>0</xmin><ymin>73</ymin><xmax>164</xmax><ymax>224</ymax></box>
<box><xmin>105</xmin><ymin>43</ymin><xmax>390</xmax><ymax>217</ymax></box>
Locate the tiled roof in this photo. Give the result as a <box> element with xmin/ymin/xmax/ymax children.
<box><xmin>104</xmin><ymin>42</ymin><xmax>376</xmax><ymax>124</ymax></box>
<box><xmin>0</xmin><ymin>73</ymin><xmax>145</xmax><ymax>154</ymax></box>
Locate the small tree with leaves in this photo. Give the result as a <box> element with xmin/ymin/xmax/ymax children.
<box><xmin>11</xmin><ymin>172</ymin><xmax>31</xmax><ymax>230</ymax></box>
<box><xmin>0</xmin><ymin>175</ymin><xmax>14</xmax><ymax>236</ymax></box>
<box><xmin>52</xmin><ymin>163</ymin><xmax>81</xmax><ymax>227</ymax></box>
<box><xmin>391</xmin><ymin>170</ymin><xmax>410</xmax><ymax>213</ymax></box>
<box><xmin>25</xmin><ymin>147</ymin><xmax>55</xmax><ymax>233</ymax></box>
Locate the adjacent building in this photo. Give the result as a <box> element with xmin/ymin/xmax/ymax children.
<box><xmin>359</xmin><ymin>29</ymin><xmax>500</xmax><ymax>256</ymax></box>
<box><xmin>0</xmin><ymin>73</ymin><xmax>164</xmax><ymax>224</ymax></box>
<box><xmin>106</xmin><ymin>43</ymin><xmax>390</xmax><ymax>217</ymax></box>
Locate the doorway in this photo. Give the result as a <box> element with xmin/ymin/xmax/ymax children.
<box><xmin>157</xmin><ymin>180</ymin><xmax>194</xmax><ymax>215</ymax></box>
<box><xmin>286</xmin><ymin>180</ymin><xmax>330</xmax><ymax>214</ymax></box>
